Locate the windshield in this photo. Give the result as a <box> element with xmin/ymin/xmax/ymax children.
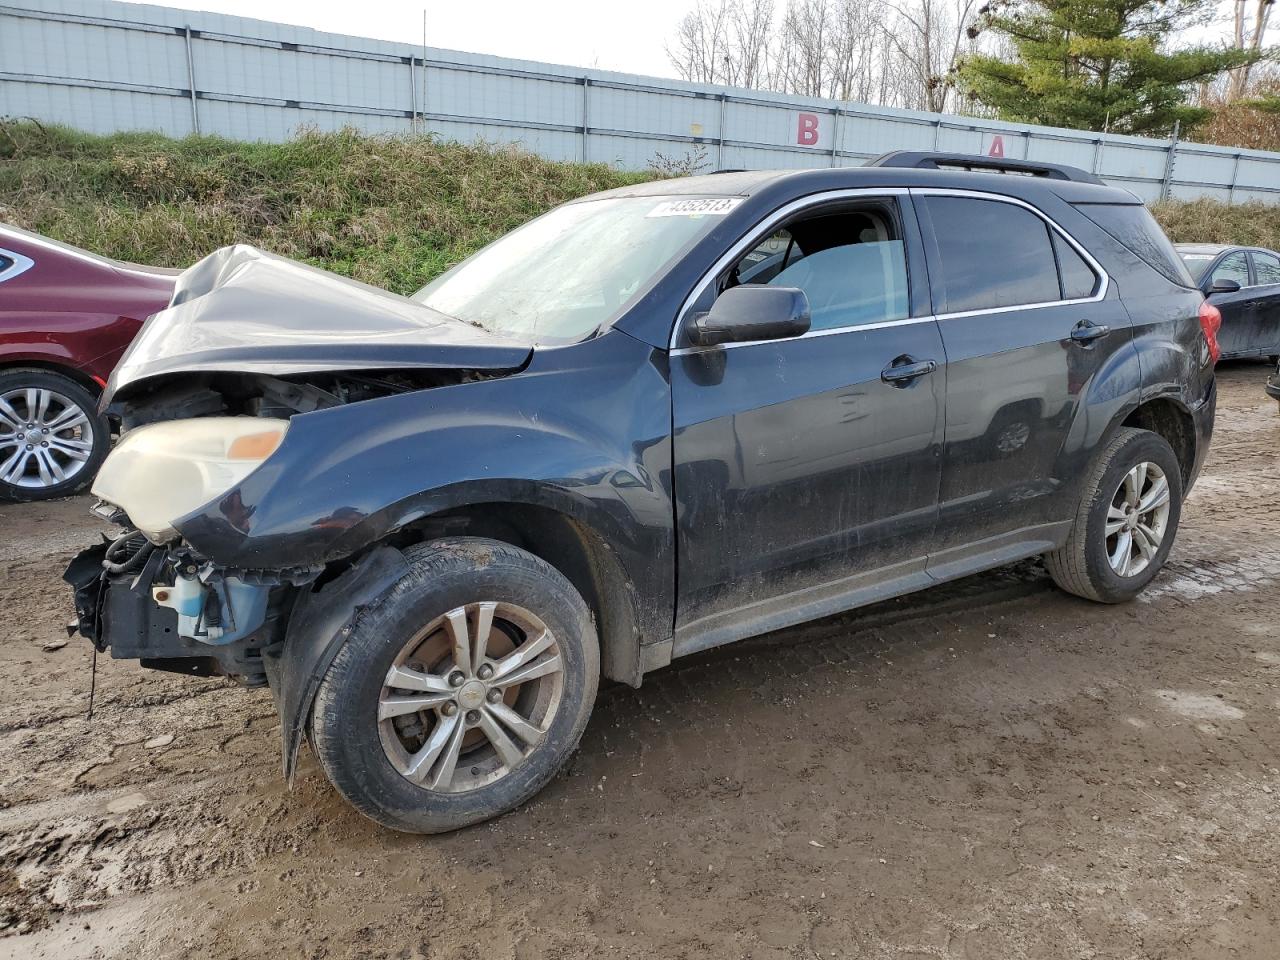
<box><xmin>1178</xmin><ymin>250</ymin><xmax>1218</xmax><ymax>282</ymax></box>
<box><xmin>412</xmin><ymin>195</ymin><xmax>740</xmax><ymax>342</ymax></box>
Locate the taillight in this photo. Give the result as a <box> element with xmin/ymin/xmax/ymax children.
<box><xmin>1199</xmin><ymin>300</ymin><xmax>1222</xmax><ymax>364</ymax></box>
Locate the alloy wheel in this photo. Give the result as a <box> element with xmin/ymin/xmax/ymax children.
<box><xmin>378</xmin><ymin>601</ymin><xmax>564</xmax><ymax>793</ymax></box>
<box><xmin>0</xmin><ymin>387</ymin><xmax>95</xmax><ymax>489</ymax></box>
<box><xmin>1105</xmin><ymin>461</ymin><xmax>1171</xmax><ymax>578</ymax></box>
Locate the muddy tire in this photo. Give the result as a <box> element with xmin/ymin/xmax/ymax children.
<box><xmin>1045</xmin><ymin>427</ymin><xmax>1183</xmax><ymax>603</ymax></box>
<box><xmin>0</xmin><ymin>369</ymin><xmax>108</xmax><ymax>501</ymax></box>
<box><xmin>310</xmin><ymin>537</ymin><xmax>599</xmax><ymax>834</ymax></box>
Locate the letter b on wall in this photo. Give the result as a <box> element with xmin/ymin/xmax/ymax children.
<box><xmin>796</xmin><ymin>112</ymin><xmax>820</xmax><ymax>147</ymax></box>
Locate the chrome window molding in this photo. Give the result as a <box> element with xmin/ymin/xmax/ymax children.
<box><xmin>668</xmin><ymin>315</ymin><xmax>937</xmax><ymax>356</ymax></box>
<box><xmin>910</xmin><ymin>187</ymin><xmax>1110</xmax><ymax>319</ymax></box>
<box><xmin>666</xmin><ymin>184</ymin><xmax>1112</xmax><ymax>354</ymax></box>
<box><xmin>0</xmin><ymin>248</ymin><xmax>35</xmax><ymax>284</ymax></box>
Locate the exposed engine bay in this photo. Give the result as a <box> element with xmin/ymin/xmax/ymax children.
<box><xmin>110</xmin><ymin>368</ymin><xmax>495</xmax><ymax>428</ymax></box>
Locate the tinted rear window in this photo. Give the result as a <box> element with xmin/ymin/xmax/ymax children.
<box><xmin>1052</xmin><ymin>232</ymin><xmax>1099</xmax><ymax>299</ymax></box>
<box><xmin>924</xmin><ymin>196</ymin><xmax>1061</xmax><ymax>312</ymax></box>
<box><xmin>1074</xmin><ymin>202</ymin><xmax>1195</xmax><ymax>287</ymax></box>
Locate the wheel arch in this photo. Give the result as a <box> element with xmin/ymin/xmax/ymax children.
<box><xmin>1118</xmin><ymin>396</ymin><xmax>1197</xmax><ymax>486</ymax></box>
<box><xmin>0</xmin><ymin>359</ymin><xmax>104</xmax><ymax>397</ymax></box>
<box><xmin>398</xmin><ymin>500</ymin><xmax>647</xmax><ymax>688</ymax></box>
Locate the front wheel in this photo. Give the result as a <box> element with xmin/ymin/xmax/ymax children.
<box><xmin>310</xmin><ymin>538</ymin><xmax>600</xmax><ymax>834</ymax></box>
<box><xmin>1045</xmin><ymin>427</ymin><xmax>1183</xmax><ymax>603</ymax></box>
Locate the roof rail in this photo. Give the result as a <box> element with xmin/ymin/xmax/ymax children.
<box><xmin>865</xmin><ymin>150</ymin><xmax>1104</xmax><ymax>186</ymax></box>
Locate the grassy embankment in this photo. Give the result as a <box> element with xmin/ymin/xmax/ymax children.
<box><xmin>3</xmin><ymin>121</ymin><xmax>1280</xmax><ymax>290</ymax></box>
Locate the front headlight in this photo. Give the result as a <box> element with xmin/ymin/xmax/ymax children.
<box><xmin>92</xmin><ymin>417</ymin><xmax>289</xmax><ymax>543</ymax></box>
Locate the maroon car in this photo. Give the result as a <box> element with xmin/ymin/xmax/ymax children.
<box><xmin>0</xmin><ymin>224</ymin><xmax>176</xmax><ymax>501</ymax></box>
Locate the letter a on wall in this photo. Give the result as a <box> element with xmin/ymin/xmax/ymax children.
<box><xmin>988</xmin><ymin>135</ymin><xmax>1005</xmax><ymax>158</ymax></box>
<box><xmin>797</xmin><ymin>113</ymin><xmax>820</xmax><ymax>147</ymax></box>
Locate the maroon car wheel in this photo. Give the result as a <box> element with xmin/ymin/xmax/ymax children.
<box><xmin>0</xmin><ymin>369</ymin><xmax>109</xmax><ymax>501</ymax></box>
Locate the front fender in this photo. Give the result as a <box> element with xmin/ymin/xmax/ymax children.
<box><xmin>174</xmin><ymin>330</ymin><xmax>675</xmax><ymax>653</ymax></box>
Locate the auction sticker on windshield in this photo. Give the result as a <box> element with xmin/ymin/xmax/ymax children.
<box><xmin>647</xmin><ymin>198</ymin><xmax>744</xmax><ymax>218</ymax></box>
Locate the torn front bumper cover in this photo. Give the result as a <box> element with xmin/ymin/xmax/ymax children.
<box><xmin>62</xmin><ymin>536</ymin><xmax>278</xmax><ymax>682</ymax></box>
<box><xmin>63</xmin><ymin>535</ymin><xmax>411</xmax><ymax>780</ymax></box>
<box><xmin>64</xmin><ymin>540</ymin><xmax>110</xmax><ymax>650</ymax></box>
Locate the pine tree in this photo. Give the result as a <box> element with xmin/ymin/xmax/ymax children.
<box><xmin>958</xmin><ymin>0</ymin><xmax>1259</xmax><ymax>136</ymax></box>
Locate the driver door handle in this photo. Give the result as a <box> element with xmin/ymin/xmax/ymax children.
<box><xmin>1070</xmin><ymin>320</ymin><xmax>1110</xmax><ymax>345</ymax></box>
<box><xmin>881</xmin><ymin>357</ymin><xmax>937</xmax><ymax>385</ymax></box>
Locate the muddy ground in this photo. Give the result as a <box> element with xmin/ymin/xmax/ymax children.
<box><xmin>0</xmin><ymin>363</ymin><xmax>1277</xmax><ymax>960</ymax></box>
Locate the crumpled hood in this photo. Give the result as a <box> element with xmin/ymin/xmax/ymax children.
<box><xmin>105</xmin><ymin>245</ymin><xmax>532</xmax><ymax>402</ymax></box>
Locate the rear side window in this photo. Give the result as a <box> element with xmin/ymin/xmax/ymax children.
<box><xmin>1052</xmin><ymin>233</ymin><xmax>1099</xmax><ymax>300</ymax></box>
<box><xmin>924</xmin><ymin>196</ymin><xmax>1060</xmax><ymax>313</ymax></box>
<box><xmin>0</xmin><ymin>255</ymin><xmax>12</xmax><ymax>275</ymax></box>
<box><xmin>1252</xmin><ymin>250</ymin><xmax>1280</xmax><ymax>285</ymax></box>
<box><xmin>1074</xmin><ymin>202</ymin><xmax>1195</xmax><ymax>288</ymax></box>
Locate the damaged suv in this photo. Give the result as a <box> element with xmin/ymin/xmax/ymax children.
<box><xmin>66</xmin><ymin>153</ymin><xmax>1217</xmax><ymax>833</ymax></box>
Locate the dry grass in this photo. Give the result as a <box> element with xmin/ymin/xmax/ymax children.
<box><xmin>1150</xmin><ymin>198</ymin><xmax>1280</xmax><ymax>249</ymax></box>
<box><xmin>0</xmin><ymin>122</ymin><xmax>649</xmax><ymax>294</ymax></box>
<box><xmin>4</xmin><ymin>121</ymin><xmax>1280</xmax><ymax>291</ymax></box>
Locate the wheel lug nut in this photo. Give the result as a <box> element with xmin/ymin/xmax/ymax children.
<box><xmin>441</xmin><ymin>702</ymin><xmax>458</xmax><ymax>717</ymax></box>
<box><xmin>41</xmin><ymin>441</ymin><xmax>48</xmax><ymax>447</ymax></box>
<box><xmin>448</xmin><ymin>671</ymin><xmax>465</xmax><ymax>687</ymax></box>
<box><xmin>477</xmin><ymin>663</ymin><xmax>494</xmax><ymax>680</ymax></box>
<box><xmin>486</xmin><ymin>688</ymin><xmax>502</xmax><ymax>704</ymax></box>
<box><xmin>25</xmin><ymin>444</ymin><xmax>32</xmax><ymax>450</ymax></box>
<box><xmin>465</xmin><ymin>710</ymin><xmax>481</xmax><ymax>724</ymax></box>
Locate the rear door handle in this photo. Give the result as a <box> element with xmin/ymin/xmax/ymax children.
<box><xmin>1070</xmin><ymin>320</ymin><xmax>1110</xmax><ymax>345</ymax></box>
<box><xmin>881</xmin><ymin>357</ymin><xmax>937</xmax><ymax>385</ymax></box>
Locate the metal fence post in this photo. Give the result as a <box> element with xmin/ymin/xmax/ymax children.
<box><xmin>183</xmin><ymin>26</ymin><xmax>200</xmax><ymax>134</ymax></box>
<box><xmin>1228</xmin><ymin>153</ymin><xmax>1241</xmax><ymax>206</ymax></box>
<box><xmin>409</xmin><ymin>56</ymin><xmax>418</xmax><ymax>133</ymax></box>
<box><xmin>932</xmin><ymin>118</ymin><xmax>941</xmax><ymax>150</ymax></box>
<box><xmin>718</xmin><ymin>93</ymin><xmax>727</xmax><ymax>169</ymax></box>
<box><xmin>581</xmin><ymin>76</ymin><xmax>589</xmax><ymax>163</ymax></box>
<box><xmin>830</xmin><ymin>106</ymin><xmax>842</xmax><ymax>167</ymax></box>
<box><xmin>1160</xmin><ymin>121</ymin><xmax>1180</xmax><ymax>202</ymax></box>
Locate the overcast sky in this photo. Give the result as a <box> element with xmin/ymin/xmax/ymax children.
<box><xmin>150</xmin><ymin>0</ymin><xmax>693</xmax><ymax>77</ymax></box>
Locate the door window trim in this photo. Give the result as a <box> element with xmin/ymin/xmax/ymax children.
<box><xmin>0</xmin><ymin>248</ymin><xmax>35</xmax><ymax>285</ymax></box>
<box><xmin>668</xmin><ymin>186</ymin><xmax>1112</xmax><ymax>353</ymax></box>
<box><xmin>910</xmin><ymin>188</ymin><xmax>1109</xmax><ymax>320</ymax></box>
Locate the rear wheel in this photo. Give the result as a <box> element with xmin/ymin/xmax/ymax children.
<box><xmin>310</xmin><ymin>538</ymin><xmax>599</xmax><ymax>834</ymax></box>
<box><xmin>1045</xmin><ymin>427</ymin><xmax>1183</xmax><ymax>603</ymax></box>
<box><xmin>0</xmin><ymin>369</ymin><xmax>107</xmax><ymax>501</ymax></box>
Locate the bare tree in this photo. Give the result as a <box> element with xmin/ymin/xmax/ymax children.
<box><xmin>664</xmin><ymin>0</ymin><xmax>987</xmax><ymax>114</ymax></box>
<box><xmin>1227</xmin><ymin>0</ymin><xmax>1276</xmax><ymax>101</ymax></box>
<box><xmin>826</xmin><ymin>0</ymin><xmax>891</xmax><ymax>101</ymax></box>
<box><xmin>882</xmin><ymin>0</ymin><xmax>978</xmax><ymax>112</ymax></box>
<box><xmin>666</xmin><ymin>0</ymin><xmax>778</xmax><ymax>87</ymax></box>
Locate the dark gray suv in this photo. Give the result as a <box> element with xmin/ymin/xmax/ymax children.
<box><xmin>66</xmin><ymin>152</ymin><xmax>1217</xmax><ymax>833</ymax></box>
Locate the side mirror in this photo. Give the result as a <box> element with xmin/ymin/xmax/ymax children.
<box><xmin>689</xmin><ymin>285</ymin><xmax>811</xmax><ymax>347</ymax></box>
<box><xmin>1209</xmin><ymin>277</ymin><xmax>1241</xmax><ymax>294</ymax></box>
